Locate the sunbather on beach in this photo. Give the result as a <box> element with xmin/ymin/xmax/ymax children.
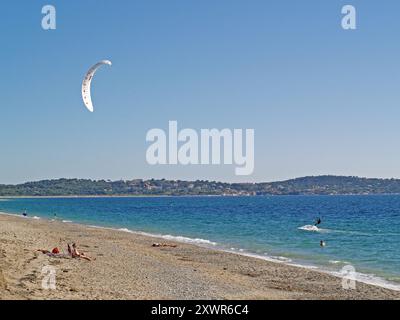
<box><xmin>152</xmin><ymin>243</ymin><xmax>177</xmax><ymax>248</ymax></box>
<box><xmin>68</xmin><ymin>243</ymin><xmax>92</xmax><ymax>261</ymax></box>
<box><xmin>37</xmin><ymin>247</ymin><xmax>68</xmax><ymax>258</ymax></box>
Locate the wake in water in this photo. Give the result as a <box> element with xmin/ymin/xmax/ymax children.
<box><xmin>299</xmin><ymin>225</ymin><xmax>400</xmax><ymax>237</ymax></box>
<box><xmin>298</xmin><ymin>225</ymin><xmax>327</xmax><ymax>232</ymax></box>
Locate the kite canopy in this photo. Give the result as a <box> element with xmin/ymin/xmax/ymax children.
<box><xmin>81</xmin><ymin>60</ymin><xmax>112</xmax><ymax>112</ymax></box>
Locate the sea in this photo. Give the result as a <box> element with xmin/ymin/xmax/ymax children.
<box><xmin>1</xmin><ymin>195</ymin><xmax>399</xmax><ymax>290</ymax></box>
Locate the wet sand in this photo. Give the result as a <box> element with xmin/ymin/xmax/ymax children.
<box><xmin>0</xmin><ymin>213</ymin><xmax>399</xmax><ymax>300</ymax></box>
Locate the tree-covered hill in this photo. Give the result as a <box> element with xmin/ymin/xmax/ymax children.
<box><xmin>1</xmin><ymin>176</ymin><xmax>400</xmax><ymax>196</ymax></box>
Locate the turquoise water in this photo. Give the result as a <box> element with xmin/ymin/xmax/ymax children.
<box><xmin>1</xmin><ymin>195</ymin><xmax>399</xmax><ymax>289</ymax></box>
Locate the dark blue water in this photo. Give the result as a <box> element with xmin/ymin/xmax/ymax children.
<box><xmin>1</xmin><ymin>195</ymin><xmax>399</xmax><ymax>289</ymax></box>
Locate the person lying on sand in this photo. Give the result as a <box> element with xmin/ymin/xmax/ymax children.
<box><xmin>152</xmin><ymin>243</ymin><xmax>177</xmax><ymax>248</ymax></box>
<box><xmin>68</xmin><ymin>243</ymin><xmax>92</xmax><ymax>261</ymax></box>
<box><xmin>37</xmin><ymin>247</ymin><xmax>69</xmax><ymax>258</ymax></box>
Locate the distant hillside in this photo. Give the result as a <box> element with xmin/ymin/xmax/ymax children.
<box><xmin>1</xmin><ymin>176</ymin><xmax>400</xmax><ymax>196</ymax></box>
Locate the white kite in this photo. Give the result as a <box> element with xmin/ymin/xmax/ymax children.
<box><xmin>81</xmin><ymin>60</ymin><xmax>112</xmax><ymax>112</ymax></box>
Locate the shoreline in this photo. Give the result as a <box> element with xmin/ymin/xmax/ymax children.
<box><xmin>2</xmin><ymin>210</ymin><xmax>400</xmax><ymax>292</ymax></box>
<box><xmin>1</xmin><ymin>212</ymin><xmax>400</xmax><ymax>299</ymax></box>
<box><xmin>92</xmin><ymin>225</ymin><xmax>400</xmax><ymax>292</ymax></box>
<box><xmin>1</xmin><ymin>210</ymin><xmax>400</xmax><ymax>293</ymax></box>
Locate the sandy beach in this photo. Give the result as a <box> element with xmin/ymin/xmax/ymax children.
<box><xmin>0</xmin><ymin>213</ymin><xmax>399</xmax><ymax>300</ymax></box>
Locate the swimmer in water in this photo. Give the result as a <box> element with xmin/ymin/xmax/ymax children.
<box><xmin>320</xmin><ymin>240</ymin><xmax>326</xmax><ymax>247</ymax></box>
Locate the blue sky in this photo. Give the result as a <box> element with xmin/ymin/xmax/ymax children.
<box><xmin>1</xmin><ymin>0</ymin><xmax>400</xmax><ymax>184</ymax></box>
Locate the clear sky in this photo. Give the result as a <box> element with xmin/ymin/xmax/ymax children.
<box><xmin>1</xmin><ymin>0</ymin><xmax>400</xmax><ymax>184</ymax></box>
